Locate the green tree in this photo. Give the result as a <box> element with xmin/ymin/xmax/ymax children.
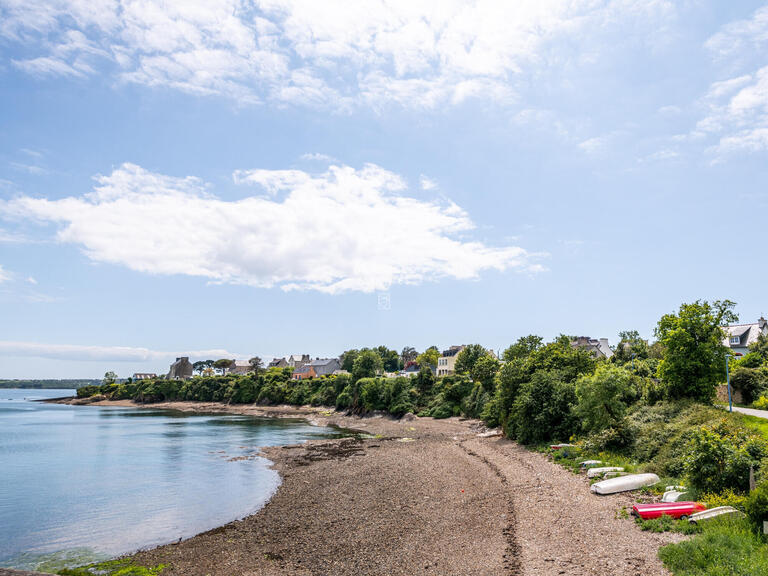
<box><xmin>401</xmin><ymin>346</ymin><xmax>418</xmax><ymax>365</ymax></box>
<box><xmin>655</xmin><ymin>300</ymin><xmax>738</xmax><ymax>401</ymax></box>
<box><xmin>611</xmin><ymin>330</ymin><xmax>649</xmax><ymax>365</ymax></box>
<box><xmin>417</xmin><ymin>346</ymin><xmax>440</xmax><ymax>369</ymax></box>
<box><xmin>103</xmin><ymin>371</ymin><xmax>117</xmax><ymax>385</ymax></box>
<box><xmin>214</xmin><ymin>358</ymin><xmax>234</xmax><ymax>375</ymax></box>
<box><xmin>471</xmin><ymin>354</ymin><xmax>500</xmax><ymax>393</ymax></box>
<box><xmin>502</xmin><ymin>335</ymin><xmax>543</xmax><ymax>362</ymax></box>
<box><xmin>574</xmin><ymin>364</ymin><xmax>636</xmax><ymax>433</ymax></box>
<box><xmin>415</xmin><ymin>365</ymin><xmax>435</xmax><ymax>397</ymax></box>
<box><xmin>352</xmin><ymin>349</ymin><xmax>383</xmax><ymax>381</ymax></box>
<box><xmin>192</xmin><ymin>361</ymin><xmax>207</xmax><ymax>376</ymax></box>
<box><xmin>340</xmin><ymin>349</ymin><xmax>359</xmax><ymax>372</ymax></box>
<box><xmin>454</xmin><ymin>344</ymin><xmax>488</xmax><ymax>374</ymax></box>
<box><xmin>248</xmin><ymin>356</ymin><xmax>264</xmax><ymax>376</ymax></box>
<box><xmin>375</xmin><ymin>345</ymin><xmax>402</xmax><ymax>372</ymax></box>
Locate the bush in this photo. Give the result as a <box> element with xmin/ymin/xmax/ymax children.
<box><xmin>683</xmin><ymin>420</ymin><xmax>768</xmax><ymax>493</ymax></box>
<box><xmin>699</xmin><ymin>488</ymin><xmax>748</xmax><ymax>512</ymax></box>
<box><xmin>575</xmin><ymin>364</ymin><xmax>637</xmax><ymax>434</ymax></box>
<box><xmin>753</xmin><ymin>396</ymin><xmax>768</xmax><ymax>410</ymax></box>
<box><xmin>510</xmin><ymin>371</ymin><xmax>578</xmax><ymax>445</ymax></box>
<box><xmin>76</xmin><ymin>385</ymin><xmax>100</xmax><ymax>398</ymax></box>
<box><xmin>745</xmin><ymin>480</ymin><xmax>768</xmax><ymax>530</ymax></box>
<box><xmin>730</xmin><ymin>367</ymin><xmax>768</xmax><ymax>405</ymax></box>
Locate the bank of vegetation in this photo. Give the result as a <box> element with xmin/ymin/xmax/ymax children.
<box><xmin>77</xmin><ymin>299</ymin><xmax>768</xmax><ymax>575</ymax></box>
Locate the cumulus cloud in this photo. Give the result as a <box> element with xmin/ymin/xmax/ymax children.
<box><xmin>0</xmin><ymin>340</ymin><xmax>239</xmax><ymax>362</ymax></box>
<box><xmin>0</xmin><ymin>265</ymin><xmax>9</xmax><ymax>284</ymax></box>
<box><xmin>419</xmin><ymin>175</ymin><xmax>437</xmax><ymax>190</ymax></box>
<box><xmin>695</xmin><ymin>6</ymin><xmax>768</xmax><ymax>156</ymax></box>
<box><xmin>0</xmin><ymin>0</ymin><xmax>675</xmax><ymax>109</ymax></box>
<box><xmin>1</xmin><ymin>162</ymin><xmax>540</xmax><ymax>294</ymax></box>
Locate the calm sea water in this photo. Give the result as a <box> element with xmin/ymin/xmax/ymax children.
<box><xmin>0</xmin><ymin>389</ymin><xmax>345</xmax><ymax>570</ymax></box>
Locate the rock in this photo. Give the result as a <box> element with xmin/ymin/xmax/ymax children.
<box><xmin>401</xmin><ymin>413</ymin><xmax>417</xmax><ymax>421</ymax></box>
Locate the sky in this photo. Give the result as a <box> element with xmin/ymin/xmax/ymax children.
<box><xmin>1</xmin><ymin>1</ymin><xmax>767</xmax><ymax>378</ymax></box>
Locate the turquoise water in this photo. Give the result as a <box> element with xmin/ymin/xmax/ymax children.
<box><xmin>0</xmin><ymin>389</ymin><xmax>345</xmax><ymax>570</ymax></box>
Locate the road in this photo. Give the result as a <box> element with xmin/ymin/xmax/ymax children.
<box><xmin>732</xmin><ymin>405</ymin><xmax>768</xmax><ymax>420</ymax></box>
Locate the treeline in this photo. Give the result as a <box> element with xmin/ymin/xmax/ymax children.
<box><xmin>79</xmin><ymin>300</ymin><xmax>768</xmax><ymax>511</ymax></box>
<box><xmin>1</xmin><ymin>379</ymin><xmax>100</xmax><ymax>389</ymax></box>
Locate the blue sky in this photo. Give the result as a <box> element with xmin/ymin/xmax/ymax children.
<box><xmin>1</xmin><ymin>1</ymin><xmax>767</xmax><ymax>378</ymax></box>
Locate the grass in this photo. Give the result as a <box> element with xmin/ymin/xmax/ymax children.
<box><xmin>733</xmin><ymin>412</ymin><xmax>768</xmax><ymax>441</ymax></box>
<box><xmin>57</xmin><ymin>559</ymin><xmax>166</xmax><ymax>576</ymax></box>
<box><xmin>635</xmin><ymin>515</ymin><xmax>700</xmax><ymax>534</ymax></box>
<box><xmin>659</xmin><ymin>517</ymin><xmax>768</xmax><ymax>576</ymax></box>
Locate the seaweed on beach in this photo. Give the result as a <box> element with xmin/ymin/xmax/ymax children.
<box><xmin>57</xmin><ymin>559</ymin><xmax>166</xmax><ymax>576</ymax></box>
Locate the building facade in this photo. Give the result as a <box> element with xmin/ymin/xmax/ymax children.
<box><xmin>723</xmin><ymin>317</ymin><xmax>768</xmax><ymax>356</ymax></box>
<box><xmin>436</xmin><ymin>345</ymin><xmax>465</xmax><ymax>376</ymax></box>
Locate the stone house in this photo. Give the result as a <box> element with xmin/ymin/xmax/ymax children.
<box><xmin>167</xmin><ymin>357</ymin><xmax>193</xmax><ymax>380</ymax></box>
<box><xmin>723</xmin><ymin>317</ymin><xmax>768</xmax><ymax>357</ymax></box>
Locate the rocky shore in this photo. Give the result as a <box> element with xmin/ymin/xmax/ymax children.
<box><xmin>46</xmin><ymin>399</ymin><xmax>680</xmax><ymax>575</ymax></box>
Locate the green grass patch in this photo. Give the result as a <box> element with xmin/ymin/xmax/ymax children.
<box><xmin>57</xmin><ymin>559</ymin><xmax>167</xmax><ymax>576</ymax></box>
<box><xmin>635</xmin><ymin>515</ymin><xmax>700</xmax><ymax>534</ymax></box>
<box><xmin>659</xmin><ymin>517</ymin><xmax>768</xmax><ymax>576</ymax></box>
<box><xmin>732</xmin><ymin>412</ymin><xmax>768</xmax><ymax>441</ymax></box>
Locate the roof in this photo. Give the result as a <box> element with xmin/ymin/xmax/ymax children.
<box><xmin>441</xmin><ymin>345</ymin><xmax>464</xmax><ymax>357</ymax></box>
<box><xmin>233</xmin><ymin>360</ymin><xmax>251</xmax><ymax>368</ymax></box>
<box><xmin>723</xmin><ymin>319</ymin><xmax>768</xmax><ymax>348</ymax></box>
<box><xmin>310</xmin><ymin>358</ymin><xmax>338</xmax><ymax>367</ymax></box>
<box><xmin>293</xmin><ymin>364</ymin><xmax>315</xmax><ymax>374</ymax></box>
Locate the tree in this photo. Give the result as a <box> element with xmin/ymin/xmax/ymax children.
<box><xmin>575</xmin><ymin>364</ymin><xmax>636</xmax><ymax>433</ymax></box>
<box><xmin>340</xmin><ymin>349</ymin><xmax>359</xmax><ymax>372</ymax></box>
<box><xmin>192</xmin><ymin>361</ymin><xmax>207</xmax><ymax>376</ymax></box>
<box><xmin>503</xmin><ymin>335</ymin><xmax>543</xmax><ymax>362</ymax></box>
<box><xmin>214</xmin><ymin>358</ymin><xmax>234</xmax><ymax>375</ymax></box>
<box><xmin>415</xmin><ymin>365</ymin><xmax>435</xmax><ymax>396</ymax></box>
<box><xmin>612</xmin><ymin>330</ymin><xmax>650</xmax><ymax>365</ymax></box>
<box><xmin>375</xmin><ymin>345</ymin><xmax>402</xmax><ymax>372</ymax></box>
<box><xmin>401</xmin><ymin>346</ymin><xmax>418</xmax><ymax>365</ymax></box>
<box><xmin>248</xmin><ymin>356</ymin><xmax>264</xmax><ymax>376</ymax></box>
<box><xmin>103</xmin><ymin>371</ymin><xmax>117</xmax><ymax>385</ymax></box>
<box><xmin>454</xmin><ymin>344</ymin><xmax>488</xmax><ymax>374</ymax></box>
<box><xmin>471</xmin><ymin>354</ymin><xmax>500</xmax><ymax>393</ymax></box>
<box><xmin>655</xmin><ymin>300</ymin><xmax>738</xmax><ymax>401</ymax></box>
<box><xmin>352</xmin><ymin>349</ymin><xmax>383</xmax><ymax>381</ymax></box>
<box><xmin>417</xmin><ymin>346</ymin><xmax>440</xmax><ymax>369</ymax></box>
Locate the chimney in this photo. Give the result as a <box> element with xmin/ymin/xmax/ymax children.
<box><xmin>760</xmin><ymin>317</ymin><xmax>767</xmax><ymax>330</ymax></box>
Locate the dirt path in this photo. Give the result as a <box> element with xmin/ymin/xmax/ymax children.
<box><xmin>48</xmin><ymin>400</ymin><xmax>679</xmax><ymax>575</ymax></box>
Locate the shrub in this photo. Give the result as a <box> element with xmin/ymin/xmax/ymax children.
<box><xmin>753</xmin><ymin>396</ymin><xmax>768</xmax><ymax>410</ymax></box>
<box><xmin>510</xmin><ymin>371</ymin><xmax>578</xmax><ymax>445</ymax></box>
<box><xmin>575</xmin><ymin>364</ymin><xmax>637</xmax><ymax>434</ymax></box>
<box><xmin>699</xmin><ymin>488</ymin><xmax>748</xmax><ymax>512</ymax></box>
<box><xmin>730</xmin><ymin>367</ymin><xmax>768</xmax><ymax>405</ymax></box>
<box><xmin>745</xmin><ymin>480</ymin><xmax>768</xmax><ymax>530</ymax></box>
<box><xmin>76</xmin><ymin>385</ymin><xmax>100</xmax><ymax>398</ymax></box>
<box><xmin>683</xmin><ymin>421</ymin><xmax>768</xmax><ymax>493</ymax></box>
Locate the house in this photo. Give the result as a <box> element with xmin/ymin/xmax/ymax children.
<box><xmin>723</xmin><ymin>317</ymin><xmax>768</xmax><ymax>356</ymax></box>
<box><xmin>309</xmin><ymin>357</ymin><xmax>341</xmax><ymax>377</ymax></box>
<box><xmin>229</xmin><ymin>360</ymin><xmax>253</xmax><ymax>375</ymax></box>
<box><xmin>437</xmin><ymin>345</ymin><xmax>465</xmax><ymax>376</ymax></box>
<box><xmin>167</xmin><ymin>357</ymin><xmax>193</xmax><ymax>380</ymax></box>
<box><xmin>287</xmin><ymin>354</ymin><xmax>310</xmax><ymax>368</ymax></box>
<box><xmin>131</xmin><ymin>373</ymin><xmax>157</xmax><ymax>381</ymax></box>
<box><xmin>292</xmin><ymin>364</ymin><xmax>317</xmax><ymax>380</ymax></box>
<box><xmin>268</xmin><ymin>357</ymin><xmax>289</xmax><ymax>368</ymax></box>
<box><xmin>571</xmin><ymin>337</ymin><xmax>613</xmax><ymax>359</ymax></box>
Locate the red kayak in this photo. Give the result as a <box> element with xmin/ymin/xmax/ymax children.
<box><xmin>632</xmin><ymin>502</ymin><xmax>706</xmax><ymax>520</ymax></box>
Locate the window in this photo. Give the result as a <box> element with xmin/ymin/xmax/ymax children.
<box><xmin>730</xmin><ymin>336</ymin><xmax>741</xmax><ymax>345</ymax></box>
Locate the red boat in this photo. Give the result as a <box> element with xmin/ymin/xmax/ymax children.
<box><xmin>632</xmin><ymin>502</ymin><xmax>706</xmax><ymax>520</ymax></box>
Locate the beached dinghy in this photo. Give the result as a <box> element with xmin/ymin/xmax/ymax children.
<box><xmin>662</xmin><ymin>490</ymin><xmax>688</xmax><ymax>503</ymax></box>
<box><xmin>632</xmin><ymin>501</ymin><xmax>706</xmax><ymax>520</ymax></box>
<box><xmin>580</xmin><ymin>460</ymin><xmax>602</xmax><ymax>468</ymax></box>
<box><xmin>587</xmin><ymin>466</ymin><xmax>625</xmax><ymax>479</ymax></box>
<box><xmin>550</xmin><ymin>443</ymin><xmax>575</xmax><ymax>450</ymax></box>
<box><xmin>590</xmin><ymin>473</ymin><xmax>660</xmax><ymax>495</ymax></box>
<box><xmin>689</xmin><ymin>506</ymin><xmax>744</xmax><ymax>524</ymax></box>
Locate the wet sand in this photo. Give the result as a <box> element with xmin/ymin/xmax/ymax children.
<box><xmin>50</xmin><ymin>400</ymin><xmax>679</xmax><ymax>575</ymax></box>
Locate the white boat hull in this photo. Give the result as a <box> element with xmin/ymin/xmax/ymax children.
<box><xmin>590</xmin><ymin>473</ymin><xmax>660</xmax><ymax>495</ymax></box>
<box><xmin>587</xmin><ymin>466</ymin><xmax>624</xmax><ymax>479</ymax></box>
<box><xmin>689</xmin><ymin>506</ymin><xmax>744</xmax><ymax>523</ymax></box>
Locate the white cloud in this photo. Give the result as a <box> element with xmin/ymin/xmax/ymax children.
<box><xmin>0</xmin><ymin>340</ymin><xmax>239</xmax><ymax>362</ymax></box>
<box><xmin>2</xmin><ymin>162</ymin><xmax>540</xmax><ymax>294</ymax></box>
<box><xmin>26</xmin><ymin>276</ymin><xmax>37</xmax><ymax>285</ymax></box>
<box><xmin>300</xmin><ymin>152</ymin><xmax>337</xmax><ymax>163</ymax></box>
<box><xmin>0</xmin><ymin>0</ymin><xmax>675</xmax><ymax>109</ymax></box>
<box><xmin>419</xmin><ymin>175</ymin><xmax>437</xmax><ymax>190</ymax></box>
<box><xmin>694</xmin><ymin>6</ymin><xmax>768</xmax><ymax>156</ymax></box>
<box><xmin>0</xmin><ymin>265</ymin><xmax>9</xmax><ymax>284</ymax></box>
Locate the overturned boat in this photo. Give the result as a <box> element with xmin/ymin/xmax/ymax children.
<box><xmin>632</xmin><ymin>501</ymin><xmax>706</xmax><ymax>520</ymax></box>
<box><xmin>689</xmin><ymin>506</ymin><xmax>744</xmax><ymax>524</ymax></box>
<box><xmin>586</xmin><ymin>466</ymin><xmax>625</xmax><ymax>479</ymax></box>
<box><xmin>590</xmin><ymin>473</ymin><xmax>660</xmax><ymax>495</ymax></box>
<box><xmin>661</xmin><ymin>490</ymin><xmax>688</xmax><ymax>503</ymax></box>
<box><xmin>550</xmin><ymin>443</ymin><xmax>576</xmax><ymax>450</ymax></box>
<box><xmin>580</xmin><ymin>459</ymin><xmax>602</xmax><ymax>468</ymax></box>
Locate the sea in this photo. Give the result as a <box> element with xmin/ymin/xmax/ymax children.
<box><xmin>0</xmin><ymin>388</ymin><xmax>346</xmax><ymax>571</ymax></box>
